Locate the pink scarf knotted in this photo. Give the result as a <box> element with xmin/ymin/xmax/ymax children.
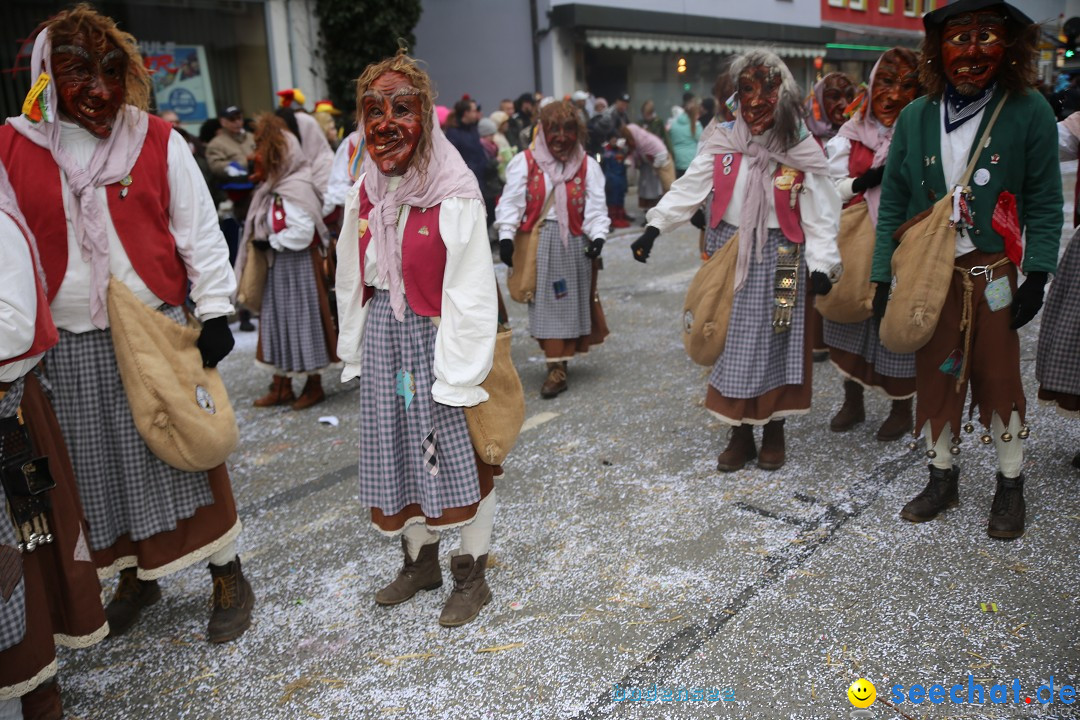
<box><xmin>360</xmin><ymin>113</ymin><xmax>482</xmax><ymax>321</ymax></box>
<box><xmin>700</xmin><ymin>116</ymin><xmax>829</xmax><ymax>292</ymax></box>
<box><xmin>530</xmin><ymin>122</ymin><xmax>586</xmax><ymax>249</ymax></box>
<box><xmin>837</xmin><ymin>55</ymin><xmax>894</xmax><ymax>224</ymax></box>
<box><xmin>8</xmin><ymin>30</ymin><xmax>148</xmax><ymax>329</ymax></box>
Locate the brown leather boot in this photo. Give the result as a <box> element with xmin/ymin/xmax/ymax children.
<box><xmin>291</xmin><ymin>374</ymin><xmax>326</xmax><ymax>410</ymax></box>
<box><xmin>900</xmin><ymin>464</ymin><xmax>960</xmax><ymax>522</ymax></box>
<box><xmin>438</xmin><ymin>551</ymin><xmax>492</xmax><ymax>627</ymax></box>
<box><xmin>253</xmin><ymin>374</ymin><xmax>295</xmax><ymax>407</ymax></box>
<box><xmin>987</xmin><ymin>473</ymin><xmax>1025</xmax><ymax>539</ymax></box>
<box><xmin>758</xmin><ymin>420</ymin><xmax>786</xmax><ymax>470</ymax></box>
<box><xmin>540</xmin><ymin>361</ymin><xmax>567</xmax><ymax>399</ymax></box>
<box><xmin>830</xmin><ymin>380</ymin><xmax>865</xmax><ymax>431</ymax></box>
<box><xmin>716</xmin><ymin>424</ymin><xmax>756</xmax><ymax>472</ymax></box>
<box><xmin>20</xmin><ymin>679</ymin><xmax>62</xmax><ymax>720</ymax></box>
<box><xmin>207</xmin><ymin>557</ymin><xmax>255</xmax><ymax>643</ymax></box>
<box><xmin>105</xmin><ymin>567</ymin><xmax>161</xmax><ymax>637</ymax></box>
<box><xmin>876</xmin><ymin>397</ymin><xmax>914</xmax><ymax>441</ymax></box>
<box><xmin>375</xmin><ymin>538</ymin><xmax>443</xmax><ymax>606</ymax></box>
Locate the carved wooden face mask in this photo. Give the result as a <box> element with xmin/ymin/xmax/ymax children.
<box><xmin>871</xmin><ymin>59</ymin><xmax>920</xmax><ymax>128</ymax></box>
<box><xmin>821</xmin><ymin>73</ymin><xmax>855</xmax><ymax>127</ymax></box>
<box><xmin>362</xmin><ymin>71</ymin><xmax>424</xmax><ymax>177</ymax></box>
<box><xmin>738</xmin><ymin>64</ymin><xmax>781</xmax><ymax>135</ymax></box>
<box><xmin>942</xmin><ymin>12</ymin><xmax>1008</xmax><ymax>95</ymax></box>
<box><xmin>51</xmin><ymin>32</ymin><xmax>127</xmax><ymax>138</ymax></box>
<box><xmin>542</xmin><ymin>116</ymin><xmax>579</xmax><ymax>163</ymax></box>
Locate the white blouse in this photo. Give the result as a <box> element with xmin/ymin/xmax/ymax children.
<box><xmin>267</xmin><ymin>198</ymin><xmax>316</xmax><ymax>252</ymax></box>
<box><xmin>645</xmin><ymin>146</ymin><xmax>843</xmax><ymax>274</ymax></box>
<box><xmin>336</xmin><ymin>174</ymin><xmax>497</xmax><ymax>407</ymax></box>
<box><xmin>824</xmin><ymin>135</ymin><xmax>859</xmax><ymax>203</ymax></box>
<box><xmin>49</xmin><ymin>122</ymin><xmax>236</xmax><ymax>332</ymax></box>
<box><xmin>0</xmin><ymin>211</ymin><xmax>40</xmax><ymax>382</ymax></box>
<box><xmin>494</xmin><ymin>151</ymin><xmax>610</xmax><ymax>241</ymax></box>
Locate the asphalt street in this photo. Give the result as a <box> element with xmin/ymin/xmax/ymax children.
<box><xmin>53</xmin><ymin>181</ymin><xmax>1080</xmax><ymax>720</ymax></box>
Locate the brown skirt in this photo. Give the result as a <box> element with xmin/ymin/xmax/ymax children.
<box><xmin>0</xmin><ymin>373</ymin><xmax>107</xmax><ymax>699</ymax></box>
<box><xmin>1038</xmin><ymin>387</ymin><xmax>1080</xmax><ymax>414</ymax></box>
<box><xmin>830</xmin><ymin>347</ymin><xmax>917</xmax><ymax>399</ymax></box>
<box><xmin>915</xmin><ymin>250</ymin><xmax>1024</xmax><ymax>444</ymax></box>
<box><xmin>371</xmin><ymin>453</ymin><xmax>498</xmax><ymax>533</ymax></box>
<box><xmin>705</xmin><ymin>296</ymin><xmax>813</xmax><ymax>425</ymax></box>
<box><xmin>91</xmin><ymin>463</ymin><xmax>240</xmax><ymax>580</ymax></box>
<box><xmin>537</xmin><ymin>259</ymin><xmax>609</xmax><ymax>359</ymax></box>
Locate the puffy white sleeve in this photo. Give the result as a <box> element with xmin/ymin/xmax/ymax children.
<box><xmin>268</xmin><ymin>198</ymin><xmax>316</xmax><ymax>252</ymax></box>
<box><xmin>825</xmin><ymin>135</ymin><xmax>858</xmax><ymax>203</ymax></box>
<box><xmin>644</xmin><ymin>149</ymin><xmax>713</xmax><ymax>234</ymax></box>
<box><xmin>800</xmin><ymin>170</ymin><xmax>843</xmax><ymax>277</ymax></box>
<box><xmin>1059</xmin><ymin>121</ymin><xmax>1080</xmax><ymax>162</ymax></box>
<box><xmin>323</xmin><ymin>138</ymin><xmax>354</xmax><ymax>213</ymax></box>
<box><xmin>0</xmin><ymin>212</ymin><xmax>36</xmax><ymax>362</ymax></box>
<box><xmin>335</xmin><ymin>176</ymin><xmax>370</xmax><ymax>381</ymax></box>
<box><xmin>432</xmin><ymin>197</ymin><xmax>498</xmax><ymax>407</ymax></box>
<box><xmin>582</xmin><ymin>156</ymin><xmax>610</xmax><ymax>240</ymax></box>
<box><xmin>167</xmin><ymin>130</ymin><xmax>236</xmax><ymax>320</ymax></box>
<box><xmin>494</xmin><ymin>151</ymin><xmax>529</xmax><ymax>241</ymax></box>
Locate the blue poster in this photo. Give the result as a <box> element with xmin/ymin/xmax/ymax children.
<box><xmin>140</xmin><ymin>42</ymin><xmax>216</xmax><ymax>123</ymax></box>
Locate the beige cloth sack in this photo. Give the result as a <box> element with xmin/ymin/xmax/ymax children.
<box><xmin>681</xmin><ymin>230</ymin><xmax>740</xmax><ymax>366</ymax></box>
<box><xmin>880</xmin><ymin>94</ymin><xmax>1008</xmax><ymax>354</ymax></box>
<box><xmin>815</xmin><ymin>200</ymin><xmax>875</xmax><ymax>324</ymax></box>
<box><xmin>107</xmin><ymin>278</ymin><xmax>238</xmax><ymax>472</ymax></box>
<box><xmin>506</xmin><ymin>192</ymin><xmax>557</xmax><ymax>304</ymax></box>
<box><xmin>236</xmin><ymin>239</ymin><xmax>268</xmax><ymax>314</ymax></box>
<box><xmin>464</xmin><ymin>328</ymin><xmax>525</xmax><ymax>466</ymax></box>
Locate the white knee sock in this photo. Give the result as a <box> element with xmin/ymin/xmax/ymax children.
<box><xmin>0</xmin><ymin>697</ymin><xmax>23</xmax><ymax>720</ymax></box>
<box><xmin>992</xmin><ymin>411</ymin><xmax>1023</xmax><ymax>479</ymax></box>
<box><xmin>208</xmin><ymin>541</ymin><xmax>239</xmax><ymax>567</ymax></box>
<box><xmin>459</xmin><ymin>490</ymin><xmax>497</xmax><ymax>559</ymax></box>
<box><xmin>402</xmin><ymin>523</ymin><xmax>439</xmax><ymax>561</ymax></box>
<box><xmin>923</xmin><ymin>421</ymin><xmax>954</xmax><ymax>470</ymax></box>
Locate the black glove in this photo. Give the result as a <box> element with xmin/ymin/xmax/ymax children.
<box><xmin>251</xmin><ymin>239</ymin><xmax>271</xmax><ymax>252</ymax></box>
<box><xmin>851</xmin><ymin>165</ymin><xmax>886</xmax><ymax>194</ymax></box>
<box><xmin>1009</xmin><ymin>271</ymin><xmax>1047</xmax><ymax>330</ymax></box>
<box><xmin>631</xmin><ymin>226</ymin><xmax>660</xmax><ymax>263</ymax></box>
<box><xmin>872</xmin><ymin>282</ymin><xmax>891</xmax><ymax>320</ymax></box>
<box><xmin>809</xmin><ymin>270</ymin><xmax>832</xmax><ymax>296</ymax></box>
<box><xmin>584</xmin><ymin>237</ymin><xmax>605</xmax><ymax>259</ymax></box>
<box><xmin>197</xmin><ymin>316</ymin><xmax>235</xmax><ymax>368</ymax></box>
<box><xmin>499</xmin><ymin>238</ymin><xmax>515</xmax><ymax>267</ymax></box>
<box><xmin>690</xmin><ymin>208</ymin><xmax>706</xmax><ymax>230</ymax></box>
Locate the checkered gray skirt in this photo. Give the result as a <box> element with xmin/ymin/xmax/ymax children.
<box><xmin>706</xmin><ymin>221</ymin><xmax>807</xmax><ymax>398</ymax></box>
<box><xmin>1037</xmin><ymin>228</ymin><xmax>1080</xmax><ymax>395</ymax></box>
<box><xmin>357</xmin><ymin>291</ymin><xmax>480</xmax><ymax>520</ymax></box>
<box><xmin>639</xmin><ymin>163</ymin><xmax>662</xmax><ymax>202</ymax></box>
<box><xmin>261</xmin><ymin>249</ymin><xmax>330</xmax><ymax>373</ymax></box>
<box><xmin>0</xmin><ymin>379</ymin><xmax>27</xmax><ymax>652</ymax></box>
<box><xmin>529</xmin><ymin>221</ymin><xmax>592</xmax><ymax>340</ymax></box>
<box><xmin>45</xmin><ymin>306</ymin><xmax>213</xmax><ymax>551</ymax></box>
<box><xmin>823</xmin><ymin>318</ymin><xmax>915</xmax><ymax>378</ymax></box>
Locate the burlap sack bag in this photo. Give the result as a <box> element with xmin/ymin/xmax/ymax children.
<box><xmin>464</xmin><ymin>328</ymin><xmax>525</xmax><ymax>465</ymax></box>
<box><xmin>880</xmin><ymin>94</ymin><xmax>1007</xmax><ymax>354</ymax></box>
<box><xmin>682</xmin><ymin>230</ymin><xmax>740</xmax><ymax>366</ymax></box>
<box><xmin>506</xmin><ymin>192</ymin><xmax>556</xmax><ymax>304</ymax></box>
<box><xmin>236</xmin><ymin>238</ymin><xmax>268</xmax><ymax>314</ymax></box>
<box><xmin>815</xmin><ymin>200</ymin><xmax>875</xmax><ymax>324</ymax></box>
<box><xmin>107</xmin><ymin>278</ymin><xmax>238</xmax><ymax>472</ymax></box>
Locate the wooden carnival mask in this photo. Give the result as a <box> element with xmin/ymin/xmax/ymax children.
<box><xmin>51</xmin><ymin>32</ymin><xmax>127</xmax><ymax>139</ymax></box>
<box><xmin>942</xmin><ymin>12</ymin><xmax>1008</xmax><ymax>95</ymax></box>
<box><xmin>738</xmin><ymin>64</ymin><xmax>781</xmax><ymax>135</ymax></box>
<box><xmin>871</xmin><ymin>57</ymin><xmax>920</xmax><ymax>128</ymax></box>
<box><xmin>362</xmin><ymin>71</ymin><xmax>424</xmax><ymax>177</ymax></box>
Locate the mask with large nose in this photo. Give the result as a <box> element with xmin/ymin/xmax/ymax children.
<box><xmin>51</xmin><ymin>31</ymin><xmax>127</xmax><ymax>138</ymax></box>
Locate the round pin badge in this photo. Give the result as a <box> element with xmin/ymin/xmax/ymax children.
<box><xmin>973</xmin><ymin>168</ymin><xmax>990</xmax><ymax>186</ymax></box>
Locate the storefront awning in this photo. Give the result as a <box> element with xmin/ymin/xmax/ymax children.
<box><xmin>585</xmin><ymin>30</ymin><xmax>826</xmax><ymax>59</ymax></box>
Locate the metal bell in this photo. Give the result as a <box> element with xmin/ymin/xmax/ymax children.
<box><xmin>908</xmin><ymin>441</ymin><xmax>919</xmax><ymax>451</ymax></box>
<box><xmin>951</xmin><ymin>436</ymin><xmax>961</xmax><ymax>445</ymax></box>
<box><xmin>1018</xmin><ymin>426</ymin><xmax>1030</xmax><ymax>439</ymax></box>
<box><xmin>963</xmin><ymin>422</ymin><xmax>975</xmax><ymax>434</ymax></box>
<box><xmin>1000</xmin><ymin>432</ymin><xmax>1012</xmax><ymax>442</ymax></box>
<box><xmin>980</xmin><ymin>434</ymin><xmax>993</xmax><ymax>445</ymax></box>
<box><xmin>950</xmin><ymin>445</ymin><xmax>961</xmax><ymax>456</ymax></box>
<box><xmin>926</xmin><ymin>449</ymin><xmax>937</xmax><ymax>459</ymax></box>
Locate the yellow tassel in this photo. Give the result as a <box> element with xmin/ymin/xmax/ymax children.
<box><xmin>21</xmin><ymin>73</ymin><xmax>50</xmax><ymax>122</ymax></box>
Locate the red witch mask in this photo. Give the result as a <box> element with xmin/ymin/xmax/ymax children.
<box><xmin>738</xmin><ymin>64</ymin><xmax>781</xmax><ymax>135</ymax></box>
<box><xmin>362</xmin><ymin>71</ymin><xmax>424</xmax><ymax>177</ymax></box>
<box><xmin>822</xmin><ymin>74</ymin><xmax>855</xmax><ymax>127</ymax></box>
<box><xmin>871</xmin><ymin>59</ymin><xmax>920</xmax><ymax>128</ymax></box>
<box><xmin>51</xmin><ymin>32</ymin><xmax>127</xmax><ymax>139</ymax></box>
<box><xmin>542</xmin><ymin>116</ymin><xmax>579</xmax><ymax>163</ymax></box>
<box><xmin>942</xmin><ymin>12</ymin><xmax>1007</xmax><ymax>95</ymax></box>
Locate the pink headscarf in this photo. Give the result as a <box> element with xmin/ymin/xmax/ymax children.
<box><xmin>803</xmin><ymin>74</ymin><xmax>846</xmax><ymax>141</ymax></box>
<box><xmin>360</xmin><ymin>110</ymin><xmax>482</xmax><ymax>322</ymax></box>
<box><xmin>529</xmin><ymin>121</ymin><xmax>586</xmax><ymax>249</ymax></box>
<box><xmin>8</xmin><ymin>29</ymin><xmax>149</xmax><ymax>329</ymax></box>
<box><xmin>700</xmin><ymin>113</ymin><xmax>829</xmax><ymax>292</ymax></box>
<box><xmin>837</xmin><ymin>55</ymin><xmax>896</xmax><ymax>225</ymax></box>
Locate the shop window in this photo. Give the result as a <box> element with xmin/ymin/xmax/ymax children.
<box><xmin>849</xmin><ymin>0</ymin><xmax>866</xmax><ymax>10</ymax></box>
<box><xmin>903</xmin><ymin>0</ymin><xmax>920</xmax><ymax>16</ymax></box>
<box><xmin>880</xmin><ymin>0</ymin><xmax>894</xmax><ymax>13</ymax></box>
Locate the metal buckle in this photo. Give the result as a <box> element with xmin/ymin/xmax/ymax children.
<box><xmin>968</xmin><ymin>264</ymin><xmax>993</xmax><ymax>283</ymax></box>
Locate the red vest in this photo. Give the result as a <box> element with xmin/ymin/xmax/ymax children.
<box><xmin>518</xmin><ymin>151</ymin><xmax>587</xmax><ymax>235</ymax></box>
<box><xmin>845</xmin><ymin>140</ymin><xmax>875</xmax><ymax>209</ymax></box>
<box><xmin>0</xmin><ymin>116</ymin><xmax>187</xmax><ymax>306</ymax></box>
<box><xmin>0</xmin><ymin>211</ymin><xmax>58</xmax><ymax>366</ymax></box>
<box><xmin>710</xmin><ymin>153</ymin><xmax>806</xmax><ymax>244</ymax></box>
<box><xmin>357</xmin><ymin>181</ymin><xmax>446</xmax><ymax>317</ymax></box>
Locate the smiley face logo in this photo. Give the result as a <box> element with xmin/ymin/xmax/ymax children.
<box><xmin>847</xmin><ymin>678</ymin><xmax>876</xmax><ymax>708</ymax></box>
